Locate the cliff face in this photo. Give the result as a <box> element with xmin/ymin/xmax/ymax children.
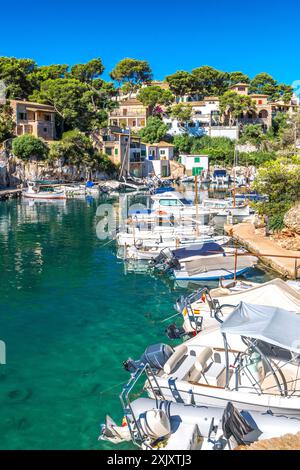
<box><xmin>0</xmin><ymin>156</ymin><xmax>109</xmax><ymax>187</ymax></box>
<box><xmin>284</xmin><ymin>204</ymin><xmax>300</xmax><ymax>235</ymax></box>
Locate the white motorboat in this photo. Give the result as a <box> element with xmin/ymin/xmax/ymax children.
<box><xmin>116</xmin><ymin>224</ymin><xmax>214</xmax><ymax>248</ymax></box>
<box><xmin>100</xmin><ymin>363</ymin><xmax>300</xmax><ymax>450</ymax></box>
<box><xmin>151</xmin><ymin>242</ymin><xmax>257</xmax><ymax>282</ymax></box>
<box><xmin>122</xmin><ymin>236</ymin><xmax>231</xmax><ymax>260</ymax></box>
<box><xmin>60</xmin><ymin>184</ymin><xmax>86</xmax><ymax>197</ymax></box>
<box><xmin>22</xmin><ymin>182</ymin><xmax>67</xmax><ymax>200</ymax></box>
<box><xmin>128</xmin><ymin>191</ymin><xmax>211</xmax><ymax>223</ymax></box>
<box><xmin>201</xmin><ymin>198</ymin><xmax>250</xmax><ymax>217</ymax></box>
<box><xmin>122</xmin><ymin>302</ymin><xmax>300</xmax><ymax>418</ymax></box>
<box><xmin>138</xmin><ymin>302</ymin><xmax>300</xmax><ymax>417</ymax></box>
<box><xmin>211</xmin><ymin>169</ymin><xmax>230</xmax><ymax>185</ymax></box>
<box><xmin>169</xmin><ymin>278</ymin><xmax>300</xmax><ymax>337</ymax></box>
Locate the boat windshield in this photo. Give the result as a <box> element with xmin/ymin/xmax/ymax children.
<box><xmin>179</xmin><ymin>198</ymin><xmax>192</xmax><ymax>205</ymax></box>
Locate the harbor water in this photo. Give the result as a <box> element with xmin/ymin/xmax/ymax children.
<box><xmin>0</xmin><ymin>190</ymin><xmax>272</xmax><ymax>449</ymax></box>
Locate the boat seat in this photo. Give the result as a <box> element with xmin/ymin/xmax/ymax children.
<box><xmin>188</xmin><ymin>347</ymin><xmax>213</xmax><ymax>382</ymax></box>
<box><xmin>168</xmin><ymin>355</ymin><xmax>196</xmax><ymax>381</ymax></box>
<box><xmin>163</xmin><ymin>345</ymin><xmax>196</xmax><ymax>380</ymax></box>
<box><xmin>203</xmin><ymin>362</ymin><xmax>226</xmax><ymax>387</ymax></box>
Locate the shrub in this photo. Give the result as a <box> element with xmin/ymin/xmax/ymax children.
<box><xmin>12</xmin><ymin>134</ymin><xmax>49</xmax><ymax>161</ymax></box>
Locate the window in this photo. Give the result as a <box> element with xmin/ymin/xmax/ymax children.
<box><xmin>44</xmin><ymin>114</ymin><xmax>51</xmax><ymax>121</ymax></box>
<box><xmin>194</xmin><ymin>157</ymin><xmax>200</xmax><ymax>163</ymax></box>
<box><xmin>258</xmin><ymin>100</ymin><xmax>263</xmax><ymax>105</ymax></box>
<box><xmin>106</xmin><ymin>148</ymin><xmax>112</xmax><ymax>156</ymax></box>
<box><xmin>43</xmin><ymin>127</ymin><xmax>48</xmax><ymax>132</ymax></box>
<box><xmin>160</xmin><ymin>149</ymin><xmax>166</xmax><ymax>155</ymax></box>
<box><xmin>123</xmin><ymin>109</ymin><xmax>127</xmax><ymax>116</ymax></box>
<box><xmin>114</xmin><ymin>148</ymin><xmax>118</xmax><ymax>155</ymax></box>
<box><xmin>18</xmin><ymin>112</ymin><xmax>27</xmax><ymax>120</ymax></box>
<box><xmin>141</xmin><ymin>150</ymin><xmax>146</xmax><ymax>156</ymax></box>
<box><xmin>159</xmin><ymin>199</ymin><xmax>183</xmax><ymax>206</ymax></box>
<box><xmin>238</xmin><ymin>87</ymin><xmax>245</xmax><ymax>91</ymax></box>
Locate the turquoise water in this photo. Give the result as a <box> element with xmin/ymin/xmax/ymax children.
<box><xmin>0</xmin><ymin>194</ymin><xmax>272</xmax><ymax>450</ymax></box>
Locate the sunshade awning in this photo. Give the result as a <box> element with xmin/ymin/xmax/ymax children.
<box><xmin>220</xmin><ymin>301</ymin><xmax>300</xmax><ymax>354</ymax></box>
<box><xmin>213</xmin><ymin>278</ymin><xmax>300</xmax><ymax>312</ymax></box>
<box><xmin>172</xmin><ymin>242</ymin><xmax>224</xmax><ymax>260</ymax></box>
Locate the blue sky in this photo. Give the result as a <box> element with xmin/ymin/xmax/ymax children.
<box><xmin>1</xmin><ymin>0</ymin><xmax>299</xmax><ymax>86</ymax></box>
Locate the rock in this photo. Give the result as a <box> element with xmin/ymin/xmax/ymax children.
<box><xmin>284</xmin><ymin>204</ymin><xmax>300</xmax><ymax>235</ymax></box>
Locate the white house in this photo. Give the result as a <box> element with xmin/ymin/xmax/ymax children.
<box><xmin>179</xmin><ymin>154</ymin><xmax>209</xmax><ymax>176</ymax></box>
<box><xmin>143</xmin><ymin>141</ymin><xmax>175</xmax><ymax>177</ymax></box>
<box><xmin>163</xmin><ymin>97</ymin><xmax>238</xmax><ymax>140</ymax></box>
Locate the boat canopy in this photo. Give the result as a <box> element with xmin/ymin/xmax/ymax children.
<box><xmin>185</xmin><ymin>255</ymin><xmax>257</xmax><ymax>276</ymax></box>
<box><xmin>211</xmin><ymin>278</ymin><xmax>300</xmax><ymax>311</ymax></box>
<box><xmin>172</xmin><ymin>242</ymin><xmax>224</xmax><ymax>260</ymax></box>
<box><xmin>220</xmin><ymin>301</ymin><xmax>300</xmax><ymax>354</ymax></box>
<box><xmin>153</xmin><ymin>187</ymin><xmax>175</xmax><ymax>194</ymax></box>
<box><xmin>213</xmin><ymin>170</ymin><xmax>227</xmax><ymax>177</ymax></box>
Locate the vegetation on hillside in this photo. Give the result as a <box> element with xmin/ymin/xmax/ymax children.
<box><xmin>0</xmin><ymin>56</ymin><xmax>298</xmax><ymax>171</ymax></box>
<box><xmin>252</xmin><ymin>156</ymin><xmax>300</xmax><ymax>231</ymax></box>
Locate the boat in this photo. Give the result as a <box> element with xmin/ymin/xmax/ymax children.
<box><xmin>233</xmin><ymin>192</ymin><xmax>268</xmax><ymax>202</ymax></box>
<box><xmin>128</xmin><ymin>191</ymin><xmax>211</xmax><ymax>223</ymax></box>
<box><xmin>60</xmin><ymin>184</ymin><xmax>86</xmax><ymax>197</ymax></box>
<box><xmin>180</xmin><ymin>176</ymin><xmax>195</xmax><ymax>183</ymax></box>
<box><xmin>167</xmin><ymin>278</ymin><xmax>300</xmax><ymax>337</ymax></box>
<box><xmin>116</xmin><ymin>224</ymin><xmax>214</xmax><ymax>248</ymax></box>
<box><xmin>201</xmin><ymin>198</ymin><xmax>250</xmax><ymax>217</ymax></box>
<box><xmin>121</xmin><ymin>236</ymin><xmax>231</xmax><ymax>261</ymax></box>
<box><xmin>22</xmin><ymin>182</ymin><xmax>67</xmax><ymax>200</ymax></box>
<box><xmin>100</xmin><ymin>363</ymin><xmax>300</xmax><ymax>450</ymax></box>
<box><xmin>175</xmin><ymin>278</ymin><xmax>300</xmax><ymax>334</ymax></box>
<box><xmin>211</xmin><ymin>169</ymin><xmax>230</xmax><ymax>185</ymax></box>
<box><xmin>150</xmin><ymin>242</ymin><xmax>257</xmax><ymax>282</ymax></box>
<box><xmin>125</xmin><ymin>301</ymin><xmax>300</xmax><ymax>417</ymax></box>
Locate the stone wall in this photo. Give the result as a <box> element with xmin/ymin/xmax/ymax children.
<box><xmin>0</xmin><ymin>156</ymin><xmax>111</xmax><ymax>187</ymax></box>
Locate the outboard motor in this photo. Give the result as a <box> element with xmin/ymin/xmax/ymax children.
<box><xmin>165</xmin><ymin>323</ymin><xmax>190</xmax><ymax>340</ymax></box>
<box><xmin>123</xmin><ymin>343</ymin><xmax>174</xmax><ymax>373</ymax></box>
<box><xmin>149</xmin><ymin>249</ymin><xmax>180</xmax><ymax>272</ymax></box>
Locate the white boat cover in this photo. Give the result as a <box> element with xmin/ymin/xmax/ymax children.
<box><xmin>185</xmin><ymin>255</ymin><xmax>257</xmax><ymax>276</ymax></box>
<box><xmin>211</xmin><ymin>278</ymin><xmax>300</xmax><ymax>311</ymax></box>
<box><xmin>220</xmin><ymin>301</ymin><xmax>300</xmax><ymax>353</ymax></box>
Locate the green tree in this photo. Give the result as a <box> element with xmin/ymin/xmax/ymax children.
<box><xmin>0</xmin><ymin>104</ymin><xmax>15</xmax><ymax>142</ymax></box>
<box><xmin>228</xmin><ymin>71</ymin><xmax>250</xmax><ymax>86</ymax></box>
<box><xmin>191</xmin><ymin>66</ymin><xmax>229</xmax><ymax>97</ymax></box>
<box><xmin>170</xmin><ymin>103</ymin><xmax>193</xmax><ymax>122</ymax></box>
<box><xmin>191</xmin><ymin>135</ymin><xmax>234</xmax><ymax>164</ymax></box>
<box><xmin>219</xmin><ymin>91</ymin><xmax>256</xmax><ymax>126</ymax></box>
<box><xmin>49</xmin><ymin>129</ymin><xmax>117</xmax><ymax>174</ymax></box>
<box><xmin>0</xmin><ymin>57</ymin><xmax>36</xmax><ymax>98</ymax></box>
<box><xmin>70</xmin><ymin>58</ymin><xmax>104</xmax><ymax>83</ymax></box>
<box><xmin>49</xmin><ymin>129</ymin><xmax>93</xmax><ymax>166</ymax></box>
<box><xmin>252</xmin><ymin>156</ymin><xmax>300</xmax><ymax>230</ymax></box>
<box><xmin>12</xmin><ymin>135</ymin><xmax>48</xmax><ymax>161</ymax></box>
<box><xmin>250</xmin><ymin>73</ymin><xmax>293</xmax><ymax>101</ymax></box>
<box><xmin>165</xmin><ymin>71</ymin><xmax>196</xmax><ymax>97</ymax></box>
<box><xmin>30</xmin><ymin>78</ymin><xmax>109</xmax><ymax>131</ymax></box>
<box><xmin>139</xmin><ymin>116</ymin><xmax>169</xmax><ymax>143</ymax></box>
<box><xmin>110</xmin><ymin>58</ymin><xmax>152</xmax><ymax>95</ymax></box>
<box><xmin>29</xmin><ymin>64</ymin><xmax>69</xmax><ymax>88</ymax></box>
<box><xmin>172</xmin><ymin>135</ymin><xmax>194</xmax><ymax>154</ymax></box>
<box><xmin>239</xmin><ymin>124</ymin><xmax>264</xmax><ymax>144</ymax></box>
<box><xmin>137</xmin><ymin>85</ymin><xmax>174</xmax><ymax>108</ymax></box>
